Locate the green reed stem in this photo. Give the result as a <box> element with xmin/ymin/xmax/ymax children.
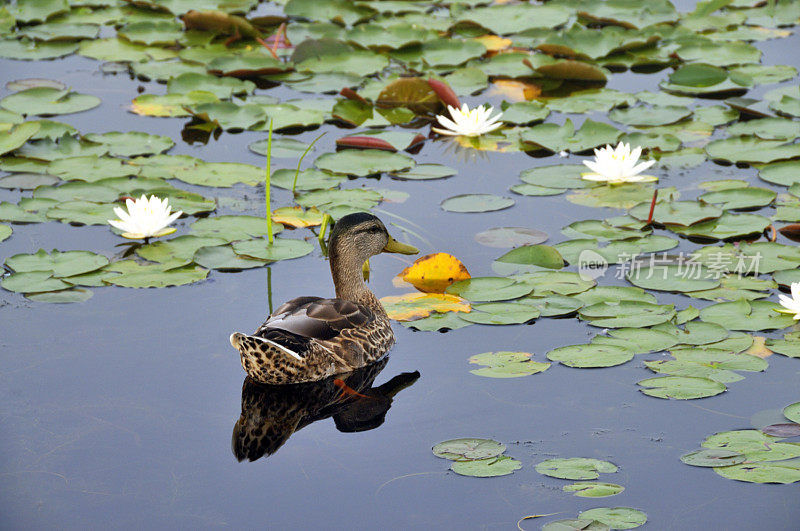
<box><xmin>265</xmin><ymin>118</ymin><xmax>274</xmax><ymax>245</ymax></box>
<box><xmin>291</xmin><ymin>132</ymin><xmax>326</xmax><ymax>196</ymax></box>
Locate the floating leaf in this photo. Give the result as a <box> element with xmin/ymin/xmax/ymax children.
<box><xmin>784</xmin><ymin>402</ymin><xmax>800</xmax><ymax>424</ymax></box>
<box><xmin>638</xmin><ymin>376</ymin><xmax>726</xmax><ymax>400</ymax></box>
<box><xmin>468</xmin><ymin>351</ymin><xmax>550</xmax><ymax>378</ymax></box>
<box><xmin>232</xmin><ymin>238</ymin><xmax>314</xmax><ymax>262</ymax></box>
<box><xmin>563</xmin><ymin>483</ymin><xmax>624</xmax><ymax>498</ymax></box>
<box><xmin>579</xmin><ymin>301</ymin><xmax>675</xmax><ymax>328</ymax></box>
<box><xmin>535</xmin><ymin>458</ymin><xmax>618</xmax><ymax>480</ymax></box>
<box><xmin>190</xmin><ymin>215</ymin><xmax>281</xmax><ymax>242</ymax></box>
<box><xmin>0</xmin><ymin>122</ymin><xmax>40</xmax><ymax>156</ymax></box>
<box><xmin>432</xmin><ymin>438</ymin><xmax>506</xmax><ymax>461</ymax></box>
<box><xmin>680</xmin><ymin>449</ymin><xmax>746</xmax><ymax>468</ymax></box>
<box><xmin>450</xmin><ymin>456</ymin><xmax>521</xmax><ymax>477</ymax></box>
<box><xmin>315</xmin><ymin>149</ymin><xmax>414</xmax><ymax>177</ymax></box>
<box><xmin>577</xmin><ymin>508</ymin><xmax>647</xmax><ymax>530</ymax></box>
<box><xmin>83</xmin><ymin>131</ymin><xmax>174</xmax><ymax>157</ymax></box>
<box><xmin>26</xmin><ymin>288</ymin><xmax>93</xmax><ymax>304</ymax></box>
<box><xmin>474</xmin><ymin>227</ymin><xmax>547</xmax><ymax>248</ymax></box>
<box><xmin>0</xmin><ymin>87</ymin><xmax>100</xmax><ymax>116</ymax></box>
<box><xmin>459</xmin><ymin>302</ymin><xmax>540</xmax><ymax>325</ymax></box>
<box><xmin>380</xmin><ymin>292</ymin><xmax>470</xmax><ymax>321</ymax></box>
<box><xmin>495</xmin><ymin>245</ymin><xmax>564</xmax><ymax>270</ymax></box>
<box><xmin>1</xmin><ymin>271</ymin><xmax>70</xmax><ymax>293</ymax></box>
<box><xmin>5</xmin><ymin>249</ymin><xmax>108</xmax><ymax>278</ymax></box>
<box><xmin>104</xmin><ymin>261</ymin><xmax>208</xmax><ymax>289</ymax></box>
<box><xmin>547</xmin><ymin>344</ymin><xmax>634</xmax><ymax>368</ymax></box>
<box><xmin>193</xmin><ymin>245</ymin><xmax>267</xmax><ymax>271</ymax></box>
<box><xmin>699</xmin><ymin>300</ymin><xmax>796</xmax><ymax>331</ymax></box>
<box><xmin>399</xmin><ymin>253</ymin><xmax>470</xmax><ymax>294</ymax></box>
<box><xmin>441</xmin><ymin>194</ymin><xmax>514</xmax><ymax>213</ymax></box>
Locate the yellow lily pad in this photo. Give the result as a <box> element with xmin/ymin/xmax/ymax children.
<box><xmin>397</xmin><ymin>252</ymin><xmax>471</xmax><ymax>294</ymax></box>
<box><xmin>380</xmin><ymin>292</ymin><xmax>471</xmax><ymax>321</ymax></box>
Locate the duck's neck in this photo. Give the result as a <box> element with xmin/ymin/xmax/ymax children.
<box><xmin>329</xmin><ymin>245</ymin><xmax>386</xmax><ymax>315</ymax></box>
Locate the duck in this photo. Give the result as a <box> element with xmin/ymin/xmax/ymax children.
<box><xmin>229</xmin><ymin>212</ymin><xmax>418</xmax><ymax>385</ymax></box>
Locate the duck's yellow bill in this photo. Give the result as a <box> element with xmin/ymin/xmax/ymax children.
<box><xmin>383</xmin><ymin>236</ymin><xmax>418</xmax><ymax>255</ymax></box>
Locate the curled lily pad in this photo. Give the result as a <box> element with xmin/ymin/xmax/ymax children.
<box><xmin>468</xmin><ymin>351</ymin><xmax>550</xmax><ymax>378</ymax></box>
<box><xmin>535</xmin><ymin>458</ymin><xmax>618</xmax><ymax>480</ymax></box>
<box><xmin>432</xmin><ymin>438</ymin><xmax>505</xmax><ymax>461</ymax></box>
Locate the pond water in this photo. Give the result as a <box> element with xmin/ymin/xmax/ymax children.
<box><xmin>2</xmin><ymin>1</ymin><xmax>800</xmax><ymax>529</ymax></box>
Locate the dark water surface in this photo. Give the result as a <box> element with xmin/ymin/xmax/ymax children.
<box><xmin>2</xmin><ymin>20</ymin><xmax>800</xmax><ymax>531</ymax></box>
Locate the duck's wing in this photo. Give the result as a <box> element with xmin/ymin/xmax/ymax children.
<box><xmin>253</xmin><ymin>297</ymin><xmax>376</xmax><ymax>356</ymax></box>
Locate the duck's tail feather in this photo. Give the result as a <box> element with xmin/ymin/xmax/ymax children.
<box><xmin>230</xmin><ymin>332</ymin><xmax>329</xmax><ymax>385</ymax></box>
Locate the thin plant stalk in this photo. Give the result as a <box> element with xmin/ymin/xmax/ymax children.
<box><xmin>317</xmin><ymin>213</ymin><xmax>332</xmax><ymax>256</ymax></box>
<box><xmin>291</xmin><ymin>132</ymin><xmax>326</xmax><ymax>195</ymax></box>
<box><xmin>265</xmin><ymin>118</ymin><xmax>274</xmax><ymax>245</ymax></box>
<box><xmin>267</xmin><ymin>266</ymin><xmax>273</xmax><ymax>315</ymax></box>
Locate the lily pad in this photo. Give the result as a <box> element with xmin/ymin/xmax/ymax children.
<box><xmin>441</xmin><ymin>194</ymin><xmax>514</xmax><ymax>213</ymax></box>
<box><xmin>432</xmin><ymin>438</ymin><xmax>506</xmax><ymax>461</ymax></box>
<box><xmin>468</xmin><ymin>351</ymin><xmax>550</xmax><ymax>378</ymax></box>
<box><xmin>475</xmin><ymin>227</ymin><xmax>548</xmax><ymax>248</ymax></box>
<box><xmin>104</xmin><ymin>261</ymin><xmax>208</xmax><ymax>289</ymax></box>
<box><xmin>577</xmin><ymin>508</ymin><xmax>647</xmax><ymax>530</ymax></box>
<box><xmin>6</xmin><ymin>249</ymin><xmax>108</xmax><ymax>278</ymax></box>
<box><xmin>563</xmin><ymin>483</ymin><xmax>624</xmax><ymax>498</ymax></box>
<box><xmin>638</xmin><ymin>376</ymin><xmax>726</xmax><ymax>400</ymax></box>
<box><xmin>315</xmin><ymin>149</ymin><xmax>414</xmax><ymax>177</ymax></box>
<box><xmin>83</xmin><ymin>131</ymin><xmax>174</xmax><ymax>157</ymax></box>
<box><xmin>547</xmin><ymin>344</ymin><xmax>634</xmax><ymax>368</ymax></box>
<box><xmin>579</xmin><ymin>301</ymin><xmax>675</xmax><ymax>328</ymax></box>
<box><xmin>535</xmin><ymin>458</ymin><xmax>618</xmax><ymax>480</ymax></box>
<box><xmin>450</xmin><ymin>456</ymin><xmax>522</xmax><ymax>478</ymax></box>
<box><xmin>1</xmin><ymin>271</ymin><xmax>71</xmax><ymax>293</ymax></box>
<box><xmin>680</xmin><ymin>449</ymin><xmax>746</xmax><ymax>468</ymax></box>
<box><xmin>699</xmin><ymin>300</ymin><xmax>796</xmax><ymax>331</ymax></box>
<box><xmin>0</xmin><ymin>87</ymin><xmax>100</xmax><ymax>116</ymax></box>
<box><xmin>232</xmin><ymin>238</ymin><xmax>314</xmax><ymax>263</ymax></box>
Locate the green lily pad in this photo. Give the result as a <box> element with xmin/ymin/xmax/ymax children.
<box><xmin>609</xmin><ymin>105</ymin><xmax>692</xmax><ymax>127</ymax></box>
<box><xmin>441</xmin><ymin>194</ymin><xmax>514</xmax><ymax>213</ymax></box>
<box><xmin>638</xmin><ymin>376</ymin><xmax>726</xmax><ymax>399</ymax></box>
<box><xmin>474</xmin><ymin>227</ymin><xmax>548</xmax><ymax>248</ymax></box>
<box><xmin>547</xmin><ymin>344</ymin><xmax>634</xmax><ymax>368</ymax></box>
<box><xmin>187</xmin><ymin>102</ymin><xmax>266</xmax><ymax>130</ymax></box>
<box><xmin>468</xmin><ymin>351</ymin><xmax>550</xmax><ymax>378</ymax></box>
<box><xmin>296</xmin><ymin>188</ymin><xmax>382</xmax><ymax>218</ymax></box>
<box><xmin>174</xmin><ymin>161</ymin><xmax>262</xmax><ymax>188</ymax></box>
<box><xmin>450</xmin><ymin>456</ymin><xmax>522</xmax><ymax>478</ymax></box>
<box><xmin>432</xmin><ymin>438</ymin><xmax>506</xmax><ymax>461</ymax></box>
<box><xmin>522</xmin><ymin>119</ymin><xmax>621</xmax><ymax>153</ymax></box>
<box><xmin>563</xmin><ymin>482</ymin><xmax>624</xmax><ymax>498</ymax></box>
<box><xmin>627</xmin><ymin>264</ymin><xmax>720</xmax><ymax>293</ymax></box>
<box><xmin>495</xmin><ymin>245</ymin><xmax>564</xmax><ymax>269</ymax></box>
<box><xmin>189</xmin><ymin>215</ymin><xmax>281</xmax><ymax>242</ymax></box>
<box><xmin>271</xmin><ymin>168</ymin><xmax>346</xmax><ymax>191</ymax></box>
<box><xmin>784</xmin><ymin>402</ymin><xmax>800</xmax><ymax>424</ymax></box>
<box><xmin>0</xmin><ymin>224</ymin><xmax>10</xmax><ymax>242</ymax></box>
<box><xmin>577</xmin><ymin>508</ymin><xmax>647</xmax><ymax>530</ymax></box>
<box><xmin>579</xmin><ymin>301</ymin><xmax>676</xmax><ymax>328</ymax></box>
<box><xmin>446</xmin><ymin>277</ymin><xmax>533</xmax><ymax>302</ymax></box>
<box><xmin>104</xmin><ymin>261</ymin><xmax>208</xmax><ymax>289</ymax></box>
<box><xmin>232</xmin><ymin>238</ymin><xmax>314</xmax><ymax>262</ymax></box>
<box><xmin>0</xmin><ymin>122</ymin><xmax>40</xmax><ymax>156</ymax></box>
<box><xmin>519</xmin><ymin>164</ymin><xmax>595</xmax><ymax>189</ymax></box>
<box><xmin>680</xmin><ymin>449</ymin><xmax>746</xmax><ymax>468</ymax></box>
<box><xmin>83</xmin><ymin>131</ymin><xmax>174</xmax><ymax>157</ymax></box>
<box><xmin>1</xmin><ymin>271</ymin><xmax>70</xmax><ymax>293</ymax></box>
<box><xmin>5</xmin><ymin>248</ymin><xmax>108</xmax><ymax>277</ymax></box>
<box><xmin>136</xmin><ymin>235</ymin><xmax>227</xmax><ymax>267</ymax></box>
<box><xmin>535</xmin><ymin>458</ymin><xmax>618</xmax><ymax>480</ymax></box>
<box><xmin>25</xmin><ymin>288</ymin><xmax>93</xmax><ymax>304</ymax></box>
<box><xmin>47</xmin><ymin>156</ymin><xmax>139</xmax><ymax>182</ymax></box>
<box><xmin>0</xmin><ymin>38</ymin><xmax>78</xmax><ymax>60</ymax></box>
<box><xmin>459</xmin><ymin>302</ymin><xmax>540</xmax><ymax>325</ymax></box>
<box><xmin>193</xmin><ymin>245</ymin><xmax>268</xmax><ymax>271</ymax></box>
<box><xmin>545</xmin><ymin>89</ymin><xmax>635</xmax><ymax>114</ymax></box>
<box><xmin>715</xmin><ymin>462</ymin><xmax>800</xmax><ymax>484</ymax></box>
<box><xmin>45</xmin><ymin>201</ymin><xmax>117</xmax><ymax>226</ymax></box>
<box><xmin>315</xmin><ymin>149</ymin><xmax>414</xmax><ymax>177</ymax></box>
<box><xmin>541</xmin><ymin>519</ymin><xmax>610</xmax><ymax>531</ymax></box>
<box><xmin>0</xmin><ymin>87</ymin><xmax>100</xmax><ymax>116</ymax></box>
<box><xmin>699</xmin><ymin>299</ymin><xmax>796</xmax><ymax>331</ymax></box>
<box><xmin>390</xmin><ymin>164</ymin><xmax>457</xmax><ymax>181</ymax></box>
<box><xmin>706</xmin><ymin>136</ymin><xmax>800</xmax><ymax>164</ymax></box>
<box><xmin>671</xmin><ymin>213</ymin><xmax>771</xmax><ymax>240</ymax></box>
<box><xmin>130</xmin><ymin>91</ymin><xmax>220</xmax><ymax>117</ymax></box>
<box><xmin>629</xmin><ymin>200</ymin><xmax>722</xmax><ymax>227</ymax></box>
<box><xmin>759</xmin><ymin>161</ymin><xmax>800</xmax><ymax>187</ymax></box>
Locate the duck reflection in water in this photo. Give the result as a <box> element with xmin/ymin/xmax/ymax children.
<box><xmin>232</xmin><ymin>358</ymin><xmax>419</xmax><ymax>462</ymax></box>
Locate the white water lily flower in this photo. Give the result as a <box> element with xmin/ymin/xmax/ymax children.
<box><xmin>433</xmin><ymin>103</ymin><xmax>503</xmax><ymax>137</ymax></box>
<box><xmin>108</xmin><ymin>194</ymin><xmax>182</xmax><ymax>240</ymax></box>
<box><xmin>581</xmin><ymin>141</ymin><xmax>657</xmax><ymax>184</ymax></box>
<box><xmin>776</xmin><ymin>282</ymin><xmax>800</xmax><ymax>320</ymax></box>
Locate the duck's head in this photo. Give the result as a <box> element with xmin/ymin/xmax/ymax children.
<box><xmin>329</xmin><ymin>213</ymin><xmax>418</xmax><ymax>263</ymax></box>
